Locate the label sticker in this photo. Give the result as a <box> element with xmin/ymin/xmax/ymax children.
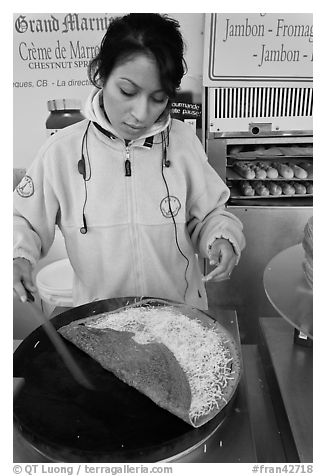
<box><xmin>16</xmin><ymin>175</ymin><xmax>34</xmax><ymax>198</ymax></box>
<box><xmin>160</xmin><ymin>196</ymin><xmax>181</xmax><ymax>218</ymax></box>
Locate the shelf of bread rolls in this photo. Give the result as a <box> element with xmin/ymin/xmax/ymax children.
<box><xmin>228</xmin><ymin>159</ymin><xmax>313</xmax><ymax>181</ymax></box>
<box><xmin>227</xmin><ymin>159</ymin><xmax>312</xmax><ymax>198</ymax></box>
<box><xmin>226</xmin><ymin>144</ymin><xmax>313</xmax><ymax>200</ymax></box>
<box><xmin>228</xmin><ymin>180</ymin><xmax>313</xmax><ymax>199</ymax></box>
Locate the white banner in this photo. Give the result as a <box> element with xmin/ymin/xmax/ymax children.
<box><xmin>203</xmin><ymin>13</ymin><xmax>313</xmax><ymax>87</ymax></box>
<box><xmin>13</xmin><ymin>13</ymin><xmax>123</xmax><ymax>168</ymax></box>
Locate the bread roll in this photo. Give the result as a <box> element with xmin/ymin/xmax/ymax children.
<box><xmin>280</xmin><ymin>182</ymin><xmax>295</xmax><ymax>195</ymax></box>
<box><xmin>255</xmin><ymin>161</ymin><xmax>279</xmax><ymax>179</ymax></box>
<box><xmin>266</xmin><ymin>166</ymin><xmax>279</xmax><ymax>179</ymax></box>
<box><xmin>299</xmin><ymin>161</ymin><xmax>313</xmax><ymax>177</ymax></box>
<box><xmin>233</xmin><ymin>162</ymin><xmax>255</xmax><ymax>179</ymax></box>
<box><xmin>272</xmin><ymin>162</ymin><xmax>294</xmax><ymax>179</ymax></box>
<box><xmin>229</xmin><ymin>145</ymin><xmax>243</xmax><ymax>155</ymax></box>
<box><xmin>256</xmin><ymin>186</ymin><xmax>270</xmax><ymax>196</ymax></box>
<box><xmin>240</xmin><ymin>181</ymin><xmax>255</xmax><ymax>196</ymax></box>
<box><xmin>258</xmin><ymin>146</ymin><xmax>283</xmax><ymax>156</ymax></box>
<box><xmin>252</xmin><ymin>165</ymin><xmax>267</xmax><ymax>179</ymax></box>
<box><xmin>304</xmin><ymin>182</ymin><xmax>313</xmax><ymax>194</ymax></box>
<box><xmin>291</xmin><ymin>182</ymin><xmax>307</xmax><ymax>194</ymax></box>
<box><xmin>255</xmin><ymin>146</ymin><xmax>267</xmax><ymax>155</ymax></box>
<box><xmin>242</xmin><ymin>186</ymin><xmax>255</xmax><ymax>196</ymax></box>
<box><xmin>253</xmin><ymin>182</ymin><xmax>270</xmax><ymax>196</ymax></box>
<box><xmin>289</xmin><ymin>146</ymin><xmax>311</xmax><ymax>156</ymax></box>
<box><xmin>267</xmin><ymin>182</ymin><xmax>282</xmax><ymax>196</ymax></box>
<box><xmin>288</xmin><ymin>163</ymin><xmax>308</xmax><ymax>179</ymax></box>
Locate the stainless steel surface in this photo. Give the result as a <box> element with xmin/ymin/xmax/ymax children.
<box><xmin>207</xmin><ymin>131</ymin><xmax>313</xmax><ymax>140</ymax></box>
<box><xmin>263</xmin><ymin>245</ymin><xmax>312</xmax><ymax>339</ymax></box>
<box><xmin>206</xmin><ymin>136</ymin><xmax>227</xmax><ymax>180</ymax></box>
<box><xmin>260</xmin><ymin>318</ymin><xmax>313</xmax><ymax>462</ymax></box>
<box><xmin>205</xmin><ymin>206</ymin><xmax>312</xmax><ymax>344</ymax></box>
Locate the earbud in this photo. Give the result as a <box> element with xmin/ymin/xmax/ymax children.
<box><xmin>80</xmin><ymin>214</ymin><xmax>88</xmax><ymax>234</ymax></box>
<box><xmin>163</xmin><ymin>144</ymin><xmax>171</xmax><ymax>167</ymax></box>
<box><xmin>78</xmin><ymin>156</ymin><xmax>88</xmax><ymax>233</ymax></box>
<box><xmin>78</xmin><ymin>156</ymin><xmax>86</xmax><ymax>179</ymax></box>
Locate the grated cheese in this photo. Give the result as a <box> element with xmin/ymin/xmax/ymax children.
<box><xmin>86</xmin><ymin>306</ymin><xmax>236</xmax><ymax>422</ymax></box>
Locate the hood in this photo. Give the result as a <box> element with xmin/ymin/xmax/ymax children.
<box><xmin>84</xmin><ymin>87</ymin><xmax>170</xmax><ymax>143</ymax></box>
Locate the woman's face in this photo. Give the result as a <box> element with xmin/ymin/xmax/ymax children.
<box><xmin>102</xmin><ymin>54</ymin><xmax>169</xmax><ymax>140</ymax></box>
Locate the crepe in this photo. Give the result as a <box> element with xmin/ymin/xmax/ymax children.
<box><xmin>58</xmin><ymin>299</ymin><xmax>241</xmax><ymax>427</ymax></box>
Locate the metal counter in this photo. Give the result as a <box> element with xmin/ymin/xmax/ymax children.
<box><xmin>205</xmin><ymin>205</ymin><xmax>312</xmax><ymax>344</ymax></box>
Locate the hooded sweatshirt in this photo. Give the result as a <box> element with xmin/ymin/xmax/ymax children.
<box><xmin>13</xmin><ymin>88</ymin><xmax>245</xmax><ymax>309</ymax></box>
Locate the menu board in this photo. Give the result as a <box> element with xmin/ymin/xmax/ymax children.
<box><xmin>203</xmin><ymin>13</ymin><xmax>313</xmax><ymax>86</ymax></box>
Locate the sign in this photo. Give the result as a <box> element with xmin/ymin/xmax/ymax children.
<box><xmin>13</xmin><ymin>13</ymin><xmax>121</xmax><ymax>168</ymax></box>
<box><xmin>13</xmin><ymin>13</ymin><xmax>116</xmax><ymax>81</ymax></box>
<box><xmin>203</xmin><ymin>13</ymin><xmax>313</xmax><ymax>86</ymax></box>
<box><xmin>13</xmin><ymin>13</ymin><xmax>205</xmax><ymax>169</ymax></box>
<box><xmin>171</xmin><ymin>101</ymin><xmax>202</xmax><ymax>132</ymax></box>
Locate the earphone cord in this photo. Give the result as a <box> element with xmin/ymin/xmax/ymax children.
<box><xmin>152</xmin><ymin>122</ymin><xmax>171</xmax><ymax>146</ymax></box>
<box><xmin>80</xmin><ymin>121</ymin><xmax>92</xmax><ymax>230</ymax></box>
<box><xmin>161</xmin><ymin>132</ymin><xmax>189</xmax><ymax>302</ymax></box>
<box><xmin>81</xmin><ymin>179</ymin><xmax>88</xmax><ymax>225</ymax></box>
<box><xmin>81</xmin><ymin>121</ymin><xmax>92</xmax><ymax>182</ymax></box>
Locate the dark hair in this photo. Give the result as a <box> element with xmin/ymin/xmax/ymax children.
<box><xmin>88</xmin><ymin>13</ymin><xmax>187</xmax><ymax>99</ymax></box>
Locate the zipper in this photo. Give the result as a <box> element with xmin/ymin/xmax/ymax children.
<box><xmin>125</xmin><ymin>145</ymin><xmax>131</xmax><ymax>176</ymax></box>
<box><xmin>124</xmin><ymin>144</ymin><xmax>143</xmax><ymax>295</ymax></box>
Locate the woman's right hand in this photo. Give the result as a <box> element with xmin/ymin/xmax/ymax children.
<box><xmin>13</xmin><ymin>258</ymin><xmax>37</xmax><ymax>302</ymax></box>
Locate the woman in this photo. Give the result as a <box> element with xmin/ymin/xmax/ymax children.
<box><xmin>13</xmin><ymin>13</ymin><xmax>245</xmax><ymax>310</ymax></box>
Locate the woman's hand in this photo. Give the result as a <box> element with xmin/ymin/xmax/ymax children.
<box><xmin>13</xmin><ymin>258</ymin><xmax>37</xmax><ymax>302</ymax></box>
<box><xmin>202</xmin><ymin>238</ymin><xmax>238</xmax><ymax>282</ymax></box>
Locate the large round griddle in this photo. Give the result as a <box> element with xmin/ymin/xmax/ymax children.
<box><xmin>13</xmin><ymin>297</ymin><xmax>239</xmax><ymax>462</ymax></box>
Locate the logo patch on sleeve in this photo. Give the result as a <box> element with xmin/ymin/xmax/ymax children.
<box><xmin>160</xmin><ymin>196</ymin><xmax>181</xmax><ymax>218</ymax></box>
<box><xmin>16</xmin><ymin>175</ymin><xmax>34</xmax><ymax>198</ymax></box>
